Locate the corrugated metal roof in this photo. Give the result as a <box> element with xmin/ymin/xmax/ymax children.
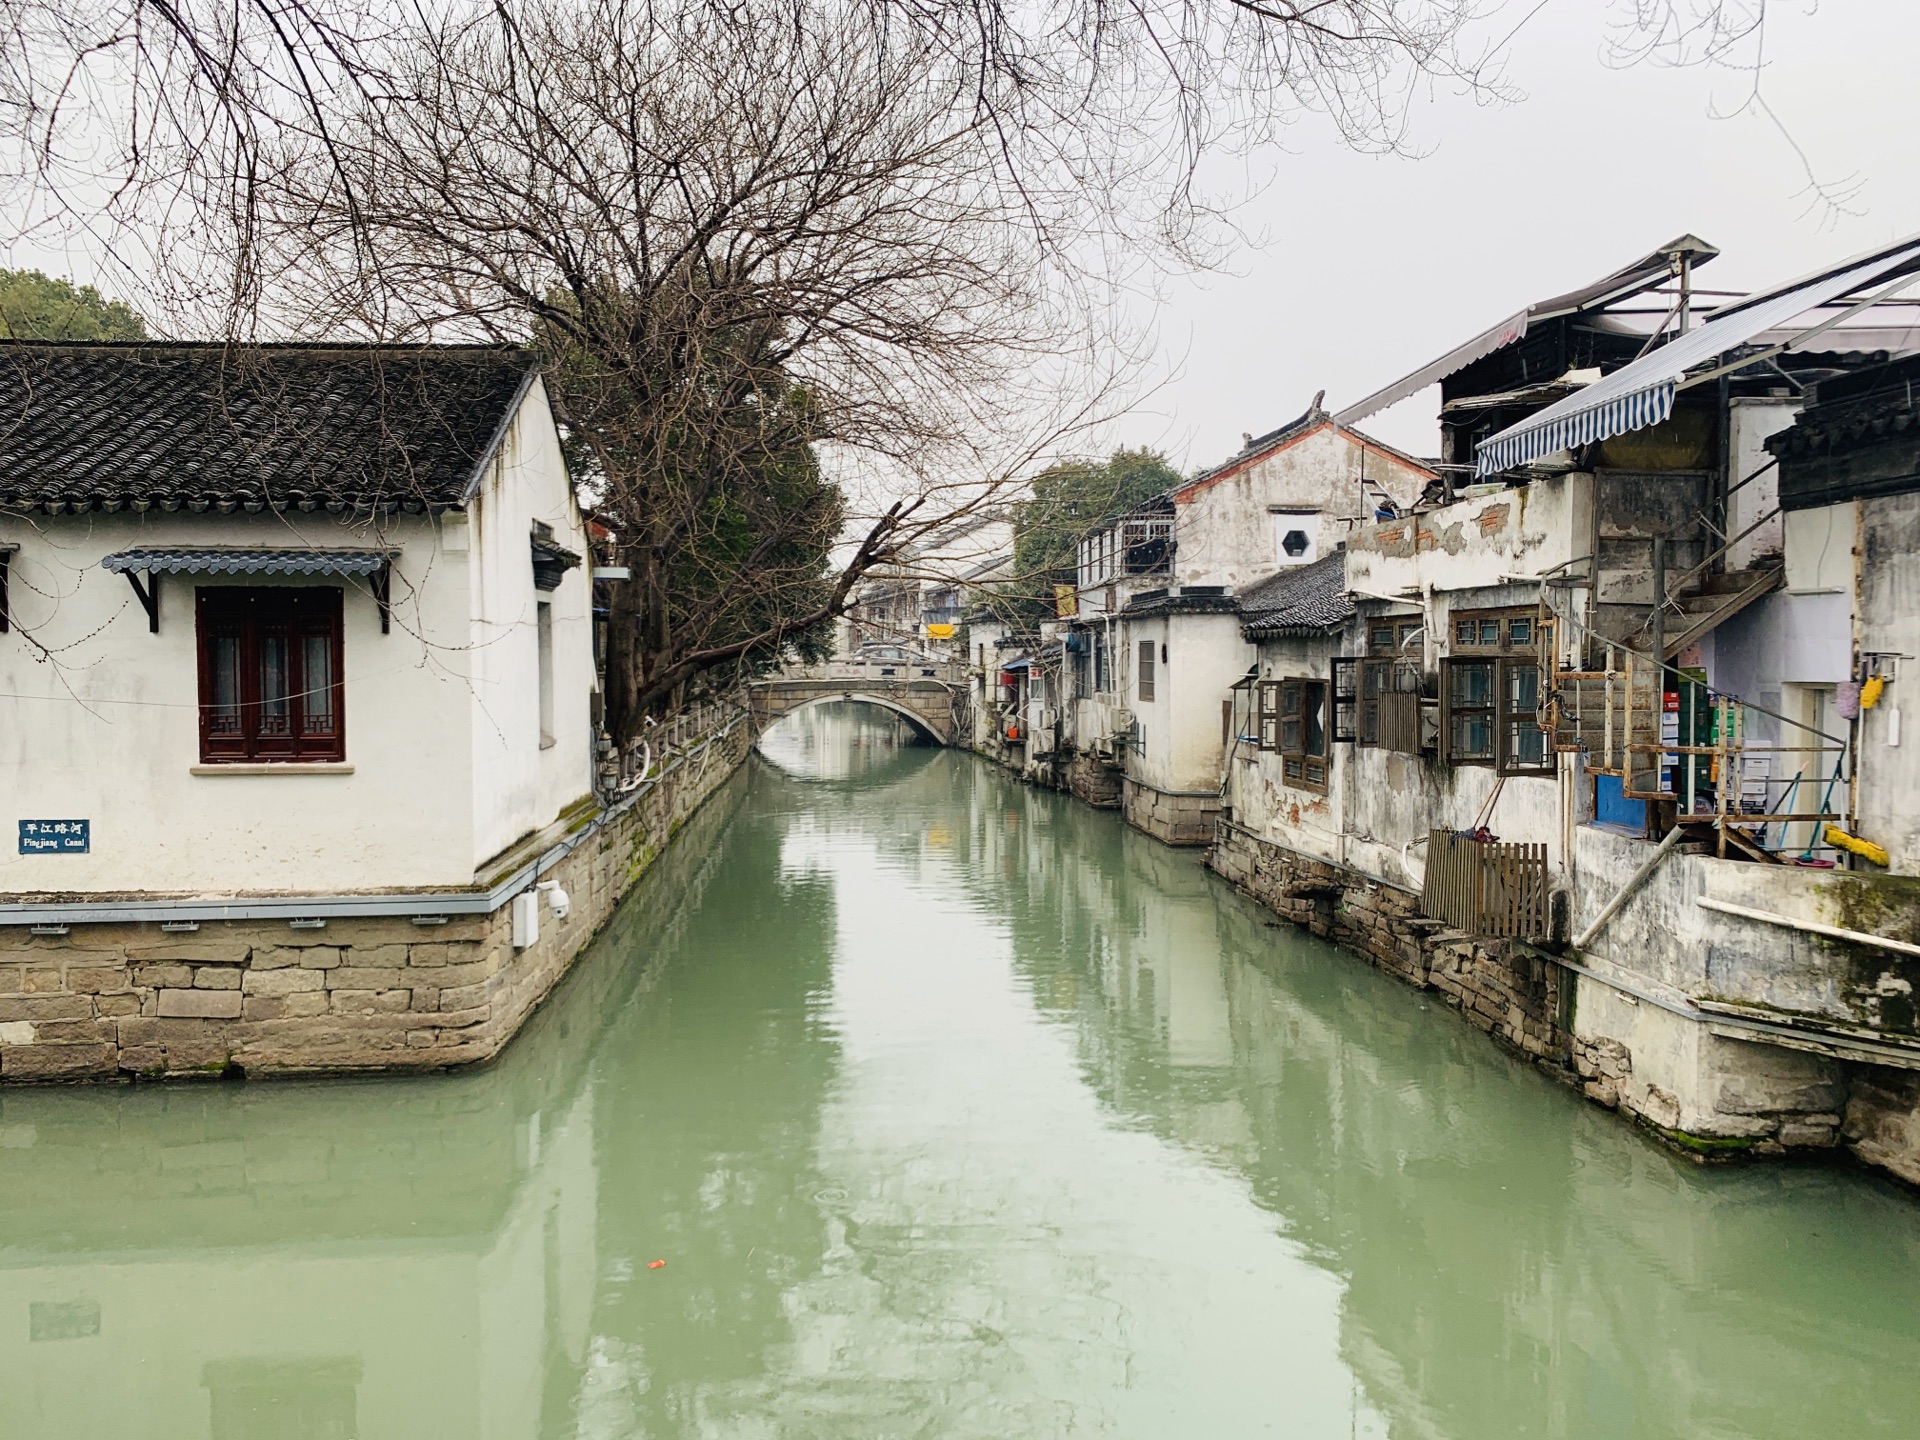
<box><xmin>1476</xmin><ymin>233</ymin><xmax>1920</xmax><ymax>476</ymax></box>
<box><xmin>1332</xmin><ymin>235</ymin><xmax>1719</xmax><ymax>428</ymax></box>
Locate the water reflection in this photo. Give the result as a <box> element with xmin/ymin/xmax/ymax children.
<box><xmin>4</xmin><ymin>705</ymin><xmax>1920</xmax><ymax>1437</ymax></box>
<box><xmin>755</xmin><ymin>699</ymin><xmax>932</xmax><ymax>783</ymax></box>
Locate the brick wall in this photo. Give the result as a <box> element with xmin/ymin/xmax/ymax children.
<box><xmin>0</xmin><ymin>718</ymin><xmax>751</xmax><ymax>1082</ymax></box>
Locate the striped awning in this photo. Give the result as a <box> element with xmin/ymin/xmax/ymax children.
<box><xmin>101</xmin><ymin>547</ymin><xmax>393</xmax><ymax>576</ymax></box>
<box><xmin>1475</xmin><ymin>235</ymin><xmax>1920</xmax><ymax>477</ymax></box>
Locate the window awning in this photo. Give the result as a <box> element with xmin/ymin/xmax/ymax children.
<box><xmin>1475</xmin><ymin>234</ymin><xmax>1920</xmax><ymax>476</ymax></box>
<box><xmin>101</xmin><ymin>547</ymin><xmax>394</xmax><ymax>577</ymax></box>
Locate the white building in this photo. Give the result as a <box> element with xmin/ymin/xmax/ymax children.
<box><xmin>1059</xmin><ymin>402</ymin><xmax>1433</xmax><ymax>843</ymax></box>
<box><xmin>0</xmin><ymin>342</ymin><xmax>596</xmax><ymax>906</ymax></box>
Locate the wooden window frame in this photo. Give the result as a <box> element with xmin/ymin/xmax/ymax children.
<box><xmin>1445</xmin><ymin>607</ymin><xmax>1553</xmax><ymax>773</ymax></box>
<box><xmin>1444</xmin><ymin>657</ymin><xmax>1497</xmax><ymax>766</ymax></box>
<box><xmin>1274</xmin><ymin>676</ymin><xmax>1330</xmax><ymax>794</ymax></box>
<box><xmin>1137</xmin><ymin>638</ymin><xmax>1156</xmax><ymax>702</ymax></box>
<box><xmin>196</xmin><ymin>587</ymin><xmax>346</xmax><ymax>763</ymax></box>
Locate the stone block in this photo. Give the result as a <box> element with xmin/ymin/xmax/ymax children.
<box><xmin>0</xmin><ymin>964</ymin><xmax>23</xmax><ymax>993</ymax></box>
<box><xmin>68</xmin><ymin>966</ymin><xmax>132</xmax><ymax>994</ymax></box>
<box><xmin>406</xmin><ymin>1030</ymin><xmax>438</xmax><ymax>1048</ymax></box>
<box><xmin>297</xmin><ymin>946</ymin><xmax>346</xmax><ymax>970</ymax></box>
<box><xmin>0</xmin><ymin>995</ymin><xmax>92</xmax><ymax>1022</ymax></box>
<box><xmin>346</xmin><ymin>944</ymin><xmax>412</xmax><ymax>968</ymax></box>
<box><xmin>329</xmin><ymin>989</ymin><xmax>412</xmax><ymax>1016</ymax></box>
<box><xmin>1</xmin><ymin>1042</ymin><xmax>117</xmax><ymax>1079</ymax></box>
<box><xmin>1713</xmin><ymin>1076</ymin><xmax>1846</xmax><ymax>1118</ymax></box>
<box><xmin>157</xmin><ymin>989</ymin><xmax>243</xmax><ymax>1019</ymax></box>
<box><xmin>0</xmin><ymin>1021</ymin><xmax>33</xmax><ymax>1044</ymax></box>
<box><xmin>244</xmin><ymin>992</ymin><xmax>331</xmax><ymax>1020</ymax></box>
<box><xmin>133</xmin><ymin>963</ymin><xmax>194</xmax><ymax>989</ymax></box>
<box><xmin>31</xmin><ymin>1017</ymin><xmax>117</xmax><ymax>1044</ymax></box>
<box><xmin>1583</xmin><ymin>1077</ymin><xmax>1619</xmax><ymax>1107</ymax></box>
<box><xmin>20</xmin><ymin>966</ymin><xmax>66</xmax><ymax>994</ymax></box>
<box><xmin>326</xmin><ymin>967</ymin><xmax>407</xmax><ymax>991</ymax></box>
<box><xmin>193</xmin><ymin>967</ymin><xmax>243</xmax><ymax>990</ymax></box>
<box><xmin>242</xmin><ymin>968</ymin><xmax>324</xmax><ymax>995</ymax></box>
<box><xmin>126</xmin><ymin>943</ymin><xmax>251</xmax><ymax>964</ymax></box>
<box><xmin>437</xmin><ymin>981</ymin><xmax>491</xmax><ymax>1012</ymax></box>
<box><xmin>406</xmin><ymin>943</ymin><xmax>449</xmax><ymax>968</ymax></box>
<box><xmin>249</xmin><ymin>947</ymin><xmax>305</xmax><ymax>971</ymax></box>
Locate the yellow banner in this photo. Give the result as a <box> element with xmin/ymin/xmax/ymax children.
<box><xmin>925</xmin><ymin>622</ymin><xmax>956</xmax><ymax>639</ymax></box>
<box><xmin>1053</xmin><ymin>584</ymin><xmax>1079</xmax><ymax>619</ymax></box>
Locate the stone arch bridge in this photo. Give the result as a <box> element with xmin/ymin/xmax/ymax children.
<box><xmin>749</xmin><ymin>659</ymin><xmax>969</xmax><ymax>746</ymax></box>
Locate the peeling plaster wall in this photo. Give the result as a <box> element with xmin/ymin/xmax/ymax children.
<box><xmin>1727</xmin><ymin>397</ymin><xmax>1798</xmax><ymax>570</ymax></box>
<box><xmin>1117</xmin><ymin>611</ymin><xmax>1251</xmax><ymax>796</ymax></box>
<box><xmin>1855</xmin><ymin>491</ymin><xmax>1920</xmax><ymax>875</ymax></box>
<box><xmin>1175</xmin><ymin>426</ymin><xmax>1430</xmax><ymax>590</ymax></box>
<box><xmin>1346</xmin><ymin>472</ymin><xmax>1588</xmax><ymax>600</ymax></box>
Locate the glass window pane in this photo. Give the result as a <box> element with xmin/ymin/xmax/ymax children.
<box><xmin>208</xmin><ymin>634</ymin><xmax>241</xmax><ymax>735</ymax></box>
<box><xmin>1507</xmin><ymin>721</ymin><xmax>1548</xmax><ymax>768</ymax></box>
<box><xmin>1454</xmin><ymin>619</ymin><xmax>1475</xmax><ymax>645</ymax></box>
<box><xmin>258</xmin><ymin>632</ymin><xmax>290</xmax><ymax>735</ymax></box>
<box><xmin>1508</xmin><ymin>617</ymin><xmax>1533</xmax><ymax>647</ymax></box>
<box><xmin>1451</xmin><ymin>661</ymin><xmax>1492</xmax><ymax>708</ymax></box>
<box><xmin>1452</xmin><ymin>713</ymin><xmax>1493</xmax><ymax>760</ymax></box>
<box><xmin>1506</xmin><ymin>662</ymin><xmax>1539</xmax><ymax>713</ymax></box>
<box><xmin>1304</xmin><ymin>684</ymin><xmax>1327</xmax><ymax>756</ymax></box>
<box><xmin>302</xmin><ymin>632</ymin><xmax>335</xmax><ymax>734</ymax></box>
<box><xmin>1478</xmin><ymin>619</ymin><xmax>1501</xmax><ymax>646</ymax></box>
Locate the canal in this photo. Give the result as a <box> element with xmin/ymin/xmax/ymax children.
<box><xmin>4</xmin><ymin>701</ymin><xmax>1920</xmax><ymax>1437</ymax></box>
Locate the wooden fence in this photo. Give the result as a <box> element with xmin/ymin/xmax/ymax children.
<box><xmin>1421</xmin><ymin>829</ymin><xmax>1551</xmax><ymax>939</ymax></box>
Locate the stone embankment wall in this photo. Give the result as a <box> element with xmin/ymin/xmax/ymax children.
<box><xmin>0</xmin><ymin>717</ymin><xmax>751</xmax><ymax>1081</ymax></box>
<box><xmin>1062</xmin><ymin>751</ymin><xmax>1123</xmax><ymax>810</ymax></box>
<box><xmin>1208</xmin><ymin>819</ymin><xmax>1567</xmax><ymax>1064</ymax></box>
<box><xmin>1124</xmin><ymin>780</ymin><xmax>1223</xmax><ymax>848</ymax></box>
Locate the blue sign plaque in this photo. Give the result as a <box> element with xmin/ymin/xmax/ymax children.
<box><xmin>18</xmin><ymin>820</ymin><xmax>89</xmax><ymax>854</ymax></box>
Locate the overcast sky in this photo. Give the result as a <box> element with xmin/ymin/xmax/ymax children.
<box><xmin>1118</xmin><ymin>0</ymin><xmax>1920</xmax><ymax>470</ymax></box>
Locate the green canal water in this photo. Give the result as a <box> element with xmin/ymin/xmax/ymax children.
<box><xmin>5</xmin><ymin>701</ymin><xmax>1920</xmax><ymax>1438</ymax></box>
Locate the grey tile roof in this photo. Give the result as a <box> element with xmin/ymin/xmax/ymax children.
<box><xmin>1237</xmin><ymin>552</ymin><xmax>1353</xmax><ymax>637</ymax></box>
<box><xmin>0</xmin><ymin>342</ymin><xmax>537</xmax><ymax>514</ymax></box>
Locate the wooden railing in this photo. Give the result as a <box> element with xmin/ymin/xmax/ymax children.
<box><xmin>1421</xmin><ymin>829</ymin><xmax>1551</xmax><ymax>939</ymax></box>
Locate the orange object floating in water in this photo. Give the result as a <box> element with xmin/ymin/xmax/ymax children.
<box><xmin>647</xmin><ymin>1259</ymin><xmax>667</xmax><ymax>1269</ymax></box>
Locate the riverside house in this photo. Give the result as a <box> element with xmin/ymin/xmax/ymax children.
<box><xmin>1043</xmin><ymin>399</ymin><xmax>1432</xmax><ymax>843</ymax></box>
<box><xmin>0</xmin><ymin>342</ymin><xmax>694</xmax><ymax>1080</ymax></box>
<box><xmin>1213</xmin><ymin>231</ymin><xmax>1920</xmax><ymax>1186</ymax></box>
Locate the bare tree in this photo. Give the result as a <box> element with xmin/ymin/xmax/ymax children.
<box><xmin>0</xmin><ymin>0</ymin><xmax>1502</xmax><ymax>738</ymax></box>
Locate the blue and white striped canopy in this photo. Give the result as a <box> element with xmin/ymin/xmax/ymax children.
<box><xmin>1475</xmin><ymin>237</ymin><xmax>1920</xmax><ymax>477</ymax></box>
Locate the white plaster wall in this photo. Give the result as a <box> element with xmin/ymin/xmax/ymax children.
<box><xmin>1855</xmin><ymin>491</ymin><xmax>1920</xmax><ymax>874</ymax></box>
<box><xmin>0</xmin><ymin>377</ymin><xmax>593</xmax><ymax>896</ymax></box>
<box><xmin>1783</xmin><ymin>501</ymin><xmax>1855</xmax><ymax>593</ymax></box>
<box><xmin>1227</xmin><ymin>627</ymin><xmax>1569</xmax><ymax>892</ymax></box>
<box><xmin>1174</xmin><ymin>425</ymin><xmax>1430</xmax><ymax>590</ymax></box>
<box><xmin>465</xmin><ymin>377</ymin><xmax>597</xmax><ymax>872</ymax></box>
<box><xmin>1726</xmin><ymin>397</ymin><xmax>1798</xmax><ymax>570</ymax></box>
<box><xmin>1120</xmin><ymin>612</ymin><xmax>1250</xmax><ymax>794</ymax></box>
<box><xmin>0</xmin><ymin>509</ymin><xmax>477</xmax><ymax>894</ymax></box>
<box><xmin>1346</xmin><ymin>472</ymin><xmax>1588</xmax><ymax>601</ymax></box>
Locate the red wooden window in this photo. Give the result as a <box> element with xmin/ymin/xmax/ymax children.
<box><xmin>196</xmin><ymin>588</ymin><xmax>345</xmax><ymax>763</ymax></box>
